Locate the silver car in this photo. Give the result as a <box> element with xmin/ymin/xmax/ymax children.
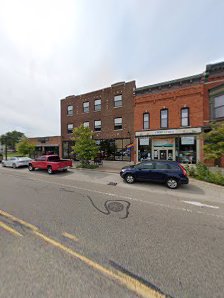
<box><xmin>1</xmin><ymin>157</ymin><xmax>32</xmax><ymax>168</ymax></box>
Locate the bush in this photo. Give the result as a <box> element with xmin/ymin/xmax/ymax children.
<box><xmin>184</xmin><ymin>162</ymin><xmax>224</xmax><ymax>186</ymax></box>
<box><xmin>76</xmin><ymin>163</ymin><xmax>99</xmax><ymax>169</ymax></box>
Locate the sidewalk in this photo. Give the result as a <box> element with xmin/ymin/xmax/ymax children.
<box><xmin>72</xmin><ymin>160</ymin><xmax>134</xmax><ymax>173</ymax></box>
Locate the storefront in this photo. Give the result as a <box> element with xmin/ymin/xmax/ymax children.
<box><xmin>62</xmin><ymin>138</ymin><xmax>132</xmax><ymax>161</ymax></box>
<box><xmin>136</xmin><ymin>127</ymin><xmax>202</xmax><ymax>164</ymax></box>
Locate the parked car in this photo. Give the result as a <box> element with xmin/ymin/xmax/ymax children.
<box><xmin>120</xmin><ymin>160</ymin><xmax>189</xmax><ymax>189</ymax></box>
<box><xmin>1</xmin><ymin>156</ymin><xmax>32</xmax><ymax>168</ymax></box>
<box><xmin>28</xmin><ymin>155</ymin><xmax>72</xmax><ymax>174</ymax></box>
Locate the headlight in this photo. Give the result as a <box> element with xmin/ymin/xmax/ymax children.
<box><xmin>121</xmin><ymin>169</ymin><xmax>126</xmax><ymax>172</ymax></box>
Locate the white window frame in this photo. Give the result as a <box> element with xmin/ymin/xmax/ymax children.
<box><xmin>114</xmin><ymin>117</ymin><xmax>122</xmax><ymax>130</ymax></box>
<box><xmin>83</xmin><ymin>102</ymin><xmax>89</xmax><ymax>113</ymax></box>
<box><xmin>83</xmin><ymin>121</ymin><xmax>89</xmax><ymax>128</ymax></box>
<box><xmin>67</xmin><ymin>123</ymin><xmax>73</xmax><ymax>134</ymax></box>
<box><xmin>114</xmin><ymin>95</ymin><xmax>122</xmax><ymax>108</ymax></box>
<box><xmin>67</xmin><ymin>105</ymin><xmax>73</xmax><ymax>116</ymax></box>
<box><xmin>94</xmin><ymin>99</ymin><xmax>101</xmax><ymax>111</ymax></box>
<box><xmin>94</xmin><ymin>120</ymin><xmax>101</xmax><ymax>131</ymax></box>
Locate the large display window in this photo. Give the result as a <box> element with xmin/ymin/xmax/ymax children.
<box><xmin>176</xmin><ymin>136</ymin><xmax>196</xmax><ymax>164</ymax></box>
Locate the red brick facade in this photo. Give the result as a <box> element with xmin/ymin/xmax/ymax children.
<box><xmin>134</xmin><ymin>62</ymin><xmax>224</xmax><ymax>165</ymax></box>
<box><xmin>61</xmin><ymin>81</ymin><xmax>135</xmax><ymax>160</ymax></box>
<box><xmin>28</xmin><ymin>136</ymin><xmax>62</xmax><ymax>157</ymax></box>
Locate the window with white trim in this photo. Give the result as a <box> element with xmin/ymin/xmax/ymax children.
<box><xmin>181</xmin><ymin>108</ymin><xmax>190</xmax><ymax>127</ymax></box>
<box><xmin>67</xmin><ymin>105</ymin><xmax>73</xmax><ymax>116</ymax></box>
<box><xmin>94</xmin><ymin>99</ymin><xmax>101</xmax><ymax>111</ymax></box>
<box><xmin>94</xmin><ymin>120</ymin><xmax>101</xmax><ymax>131</ymax></box>
<box><xmin>114</xmin><ymin>95</ymin><xmax>122</xmax><ymax>107</ymax></box>
<box><xmin>67</xmin><ymin>123</ymin><xmax>73</xmax><ymax>134</ymax></box>
<box><xmin>83</xmin><ymin>102</ymin><xmax>89</xmax><ymax>113</ymax></box>
<box><xmin>114</xmin><ymin>117</ymin><xmax>122</xmax><ymax>130</ymax></box>
<box><xmin>83</xmin><ymin>121</ymin><xmax>89</xmax><ymax>128</ymax></box>
<box><xmin>143</xmin><ymin>113</ymin><xmax>149</xmax><ymax>129</ymax></box>
<box><xmin>160</xmin><ymin>109</ymin><xmax>168</xmax><ymax>128</ymax></box>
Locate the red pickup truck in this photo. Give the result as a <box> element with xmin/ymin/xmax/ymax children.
<box><xmin>28</xmin><ymin>155</ymin><xmax>72</xmax><ymax>174</ymax></box>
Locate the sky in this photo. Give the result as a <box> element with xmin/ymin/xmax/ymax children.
<box><xmin>0</xmin><ymin>0</ymin><xmax>224</xmax><ymax>137</ymax></box>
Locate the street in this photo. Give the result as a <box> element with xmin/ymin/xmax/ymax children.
<box><xmin>0</xmin><ymin>166</ymin><xmax>224</xmax><ymax>298</ymax></box>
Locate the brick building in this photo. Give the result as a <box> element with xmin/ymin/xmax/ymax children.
<box><xmin>28</xmin><ymin>136</ymin><xmax>62</xmax><ymax>157</ymax></box>
<box><xmin>61</xmin><ymin>81</ymin><xmax>135</xmax><ymax>161</ymax></box>
<box><xmin>134</xmin><ymin>61</ymin><xmax>224</xmax><ymax>165</ymax></box>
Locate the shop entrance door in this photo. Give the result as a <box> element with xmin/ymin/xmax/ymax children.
<box><xmin>159</xmin><ymin>150</ymin><xmax>167</xmax><ymax>160</ymax></box>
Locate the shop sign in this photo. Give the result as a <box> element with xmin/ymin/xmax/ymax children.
<box><xmin>153</xmin><ymin>139</ymin><xmax>174</xmax><ymax>147</ymax></box>
<box><xmin>140</xmin><ymin>138</ymin><xmax>149</xmax><ymax>145</ymax></box>
<box><xmin>136</xmin><ymin>127</ymin><xmax>202</xmax><ymax>137</ymax></box>
<box><xmin>181</xmin><ymin>136</ymin><xmax>195</xmax><ymax>145</ymax></box>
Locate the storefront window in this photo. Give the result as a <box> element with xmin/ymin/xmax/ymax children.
<box><xmin>138</xmin><ymin>137</ymin><xmax>151</xmax><ymax>161</ymax></box>
<box><xmin>98</xmin><ymin>138</ymin><xmax>131</xmax><ymax>161</ymax></box>
<box><xmin>177</xmin><ymin>136</ymin><xmax>196</xmax><ymax>164</ymax></box>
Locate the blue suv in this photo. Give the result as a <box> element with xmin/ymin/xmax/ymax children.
<box><xmin>120</xmin><ymin>160</ymin><xmax>189</xmax><ymax>189</ymax></box>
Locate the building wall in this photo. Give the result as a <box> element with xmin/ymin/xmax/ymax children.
<box><xmin>61</xmin><ymin>81</ymin><xmax>135</xmax><ymax>141</ymax></box>
<box><xmin>28</xmin><ymin>136</ymin><xmax>62</xmax><ymax>157</ymax></box>
<box><xmin>134</xmin><ymin>84</ymin><xmax>204</xmax><ymax>132</ymax></box>
<box><xmin>61</xmin><ymin>81</ymin><xmax>135</xmax><ymax>160</ymax></box>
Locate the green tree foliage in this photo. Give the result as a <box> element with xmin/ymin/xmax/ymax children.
<box><xmin>204</xmin><ymin>122</ymin><xmax>224</xmax><ymax>160</ymax></box>
<box><xmin>16</xmin><ymin>137</ymin><xmax>35</xmax><ymax>157</ymax></box>
<box><xmin>72</xmin><ymin>125</ymin><xmax>99</xmax><ymax>165</ymax></box>
<box><xmin>0</xmin><ymin>130</ymin><xmax>24</xmax><ymax>151</ymax></box>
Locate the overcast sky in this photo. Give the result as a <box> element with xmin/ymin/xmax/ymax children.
<box><xmin>0</xmin><ymin>0</ymin><xmax>223</xmax><ymax>137</ymax></box>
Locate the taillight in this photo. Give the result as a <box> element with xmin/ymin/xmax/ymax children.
<box><xmin>179</xmin><ymin>164</ymin><xmax>187</xmax><ymax>176</ymax></box>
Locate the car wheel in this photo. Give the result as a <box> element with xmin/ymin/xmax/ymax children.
<box><xmin>124</xmin><ymin>174</ymin><xmax>135</xmax><ymax>184</ymax></box>
<box><xmin>47</xmin><ymin>166</ymin><xmax>53</xmax><ymax>174</ymax></box>
<box><xmin>166</xmin><ymin>177</ymin><xmax>178</xmax><ymax>189</ymax></box>
<box><xmin>28</xmin><ymin>164</ymin><xmax>34</xmax><ymax>171</ymax></box>
<box><xmin>2</xmin><ymin>162</ymin><xmax>5</xmax><ymax>167</ymax></box>
<box><xmin>12</xmin><ymin>163</ymin><xmax>17</xmax><ymax>169</ymax></box>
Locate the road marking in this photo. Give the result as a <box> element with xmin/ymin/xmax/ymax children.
<box><xmin>0</xmin><ymin>209</ymin><xmax>39</xmax><ymax>232</ymax></box>
<box><xmin>34</xmin><ymin>230</ymin><xmax>167</xmax><ymax>298</ymax></box>
<box><xmin>0</xmin><ymin>220</ymin><xmax>23</xmax><ymax>237</ymax></box>
<box><xmin>62</xmin><ymin>232</ymin><xmax>79</xmax><ymax>242</ymax></box>
<box><xmin>183</xmin><ymin>201</ymin><xmax>219</xmax><ymax>209</ymax></box>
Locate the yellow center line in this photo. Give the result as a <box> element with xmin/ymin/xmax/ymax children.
<box><xmin>0</xmin><ymin>220</ymin><xmax>23</xmax><ymax>237</ymax></box>
<box><xmin>34</xmin><ymin>230</ymin><xmax>166</xmax><ymax>298</ymax></box>
<box><xmin>0</xmin><ymin>209</ymin><xmax>39</xmax><ymax>232</ymax></box>
<box><xmin>62</xmin><ymin>232</ymin><xmax>79</xmax><ymax>242</ymax></box>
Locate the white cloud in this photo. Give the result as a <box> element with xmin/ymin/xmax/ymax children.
<box><xmin>0</xmin><ymin>0</ymin><xmax>224</xmax><ymax>136</ymax></box>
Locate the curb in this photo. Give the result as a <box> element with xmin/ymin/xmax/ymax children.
<box><xmin>190</xmin><ymin>177</ymin><xmax>224</xmax><ymax>190</ymax></box>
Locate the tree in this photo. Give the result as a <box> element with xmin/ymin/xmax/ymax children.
<box><xmin>0</xmin><ymin>130</ymin><xmax>24</xmax><ymax>150</ymax></box>
<box><xmin>204</xmin><ymin>122</ymin><xmax>224</xmax><ymax>160</ymax></box>
<box><xmin>16</xmin><ymin>137</ymin><xmax>35</xmax><ymax>157</ymax></box>
<box><xmin>72</xmin><ymin>125</ymin><xmax>99</xmax><ymax>165</ymax></box>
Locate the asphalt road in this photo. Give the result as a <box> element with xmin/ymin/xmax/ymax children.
<box><xmin>0</xmin><ymin>166</ymin><xmax>224</xmax><ymax>298</ymax></box>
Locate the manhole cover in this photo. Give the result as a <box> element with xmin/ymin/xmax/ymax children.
<box><xmin>107</xmin><ymin>202</ymin><xmax>124</xmax><ymax>212</ymax></box>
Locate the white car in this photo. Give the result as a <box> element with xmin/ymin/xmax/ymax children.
<box><xmin>1</xmin><ymin>157</ymin><xmax>32</xmax><ymax>168</ymax></box>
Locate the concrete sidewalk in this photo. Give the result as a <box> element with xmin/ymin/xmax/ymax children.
<box><xmin>72</xmin><ymin>160</ymin><xmax>134</xmax><ymax>173</ymax></box>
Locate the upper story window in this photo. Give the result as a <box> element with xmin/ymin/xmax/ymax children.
<box><xmin>114</xmin><ymin>117</ymin><xmax>122</xmax><ymax>130</ymax></box>
<box><xmin>67</xmin><ymin>105</ymin><xmax>73</xmax><ymax>116</ymax></box>
<box><xmin>83</xmin><ymin>121</ymin><xmax>89</xmax><ymax>128</ymax></box>
<box><xmin>67</xmin><ymin>123</ymin><xmax>73</xmax><ymax>134</ymax></box>
<box><xmin>83</xmin><ymin>101</ymin><xmax>89</xmax><ymax>113</ymax></box>
<box><xmin>214</xmin><ymin>94</ymin><xmax>224</xmax><ymax>119</ymax></box>
<box><xmin>209</xmin><ymin>84</ymin><xmax>224</xmax><ymax>120</ymax></box>
<box><xmin>143</xmin><ymin>113</ymin><xmax>150</xmax><ymax>129</ymax></box>
<box><xmin>94</xmin><ymin>120</ymin><xmax>101</xmax><ymax>131</ymax></box>
<box><xmin>114</xmin><ymin>95</ymin><xmax>122</xmax><ymax>108</ymax></box>
<box><xmin>181</xmin><ymin>108</ymin><xmax>190</xmax><ymax>127</ymax></box>
<box><xmin>94</xmin><ymin>99</ymin><xmax>101</xmax><ymax>111</ymax></box>
<box><xmin>160</xmin><ymin>109</ymin><xmax>168</xmax><ymax>128</ymax></box>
